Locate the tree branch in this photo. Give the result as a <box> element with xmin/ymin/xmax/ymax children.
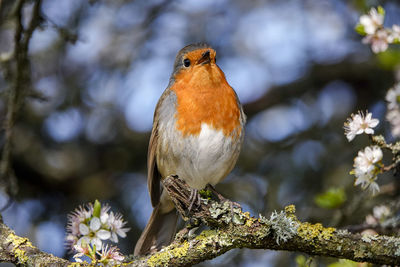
<box><xmin>1</xmin><ymin>176</ymin><xmax>400</xmax><ymax>266</ymax></box>
<box><xmin>0</xmin><ymin>215</ymin><xmax>70</xmax><ymax>266</ymax></box>
<box><xmin>243</xmin><ymin>60</ymin><xmax>393</xmax><ymax>118</ymax></box>
<box><xmin>0</xmin><ymin>0</ymin><xmax>42</xmax><ymax>196</ymax></box>
<box><xmin>128</xmin><ymin>176</ymin><xmax>400</xmax><ymax>267</ymax></box>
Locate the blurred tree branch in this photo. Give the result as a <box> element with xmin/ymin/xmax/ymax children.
<box><xmin>2</xmin><ymin>175</ymin><xmax>399</xmax><ymax>266</ymax></box>
<box><xmin>243</xmin><ymin>60</ymin><xmax>393</xmax><ymax>118</ymax></box>
<box><xmin>0</xmin><ymin>0</ymin><xmax>42</xmax><ymax>195</ymax></box>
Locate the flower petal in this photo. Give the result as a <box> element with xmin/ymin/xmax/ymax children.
<box><xmin>101</xmin><ymin>212</ymin><xmax>109</xmax><ymax>225</ymax></box>
<box><xmin>369</xmin><ymin>118</ymin><xmax>379</xmax><ymax>127</ymax></box>
<box><xmin>117</xmin><ymin>229</ymin><xmax>127</xmax><ymax>238</ymax></box>
<box><xmin>364</xmin><ymin>128</ymin><xmax>374</xmax><ymax>134</ymax></box>
<box><xmin>346</xmin><ymin>132</ymin><xmax>355</xmax><ymax>142</ymax></box>
<box><xmin>97</xmin><ymin>229</ymin><xmax>111</xmax><ymax>240</ymax></box>
<box><xmin>79</xmin><ymin>223</ymin><xmax>89</xmax><ymax>235</ymax></box>
<box><xmin>111</xmin><ymin>232</ymin><xmax>118</xmax><ymax>243</ymax></box>
<box><xmin>90</xmin><ymin>217</ymin><xmax>101</xmax><ymax>231</ymax></box>
<box><xmin>91</xmin><ymin>237</ymin><xmax>102</xmax><ymax>250</ymax></box>
<box><xmin>369</xmin><ymin>182</ymin><xmax>380</xmax><ymax>195</ymax></box>
<box><xmin>77</xmin><ymin>236</ymin><xmax>90</xmax><ymax>248</ymax></box>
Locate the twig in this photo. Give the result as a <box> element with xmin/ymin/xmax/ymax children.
<box><xmin>0</xmin><ymin>0</ymin><xmax>42</xmax><ymax>195</ymax></box>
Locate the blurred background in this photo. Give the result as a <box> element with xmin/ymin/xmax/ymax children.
<box><xmin>1</xmin><ymin>0</ymin><xmax>400</xmax><ymax>266</ymax></box>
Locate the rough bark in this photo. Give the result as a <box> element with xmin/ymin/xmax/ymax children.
<box><xmin>0</xmin><ymin>215</ymin><xmax>71</xmax><ymax>266</ymax></box>
<box><xmin>1</xmin><ymin>176</ymin><xmax>400</xmax><ymax>266</ymax></box>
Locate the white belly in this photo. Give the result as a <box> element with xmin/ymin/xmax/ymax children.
<box><xmin>157</xmin><ymin>123</ymin><xmax>241</xmax><ymax>189</ymax></box>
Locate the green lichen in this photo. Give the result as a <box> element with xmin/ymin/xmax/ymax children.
<box><xmin>209</xmin><ymin>201</ymin><xmax>245</xmax><ymax>225</ymax></box>
<box><xmin>210</xmin><ymin>202</ymin><xmax>228</xmax><ymax>219</ymax></box>
<box><xmin>218</xmin><ymin>232</ymin><xmax>234</xmax><ymax>247</ymax></box>
<box><xmin>353</xmin><ymin>244</ymin><xmax>371</xmax><ymax>259</ymax></box>
<box><xmin>67</xmin><ymin>263</ymin><xmax>83</xmax><ymax>267</ymax></box>
<box><xmin>147</xmin><ymin>241</ymin><xmax>189</xmax><ymax>267</ymax></box>
<box><xmin>361</xmin><ymin>233</ymin><xmax>378</xmax><ymax>243</ymax></box>
<box><xmin>269</xmin><ymin>210</ymin><xmax>299</xmax><ymax>244</ymax></box>
<box><xmin>297</xmin><ymin>222</ymin><xmax>335</xmax><ymax>242</ymax></box>
<box><xmin>395</xmin><ymin>245</ymin><xmax>400</xmax><ymax>257</ymax></box>
<box><xmin>196</xmin><ymin>229</ymin><xmax>218</xmax><ymax>240</ymax></box>
<box><xmin>5</xmin><ymin>233</ymin><xmax>35</xmax><ymax>264</ymax></box>
<box><xmin>199</xmin><ymin>189</ymin><xmax>212</xmax><ymax>199</ymax></box>
<box><xmin>194</xmin><ymin>230</ymin><xmax>217</xmax><ymax>250</ymax></box>
<box><xmin>284</xmin><ymin>205</ymin><xmax>299</xmax><ymax>222</ymax></box>
<box><xmin>245</xmin><ymin>215</ymin><xmax>257</xmax><ymax>227</ymax></box>
<box><xmin>193</xmin><ymin>229</ymin><xmax>236</xmax><ymax>251</ymax></box>
<box><xmin>259</xmin><ymin>214</ymin><xmax>268</xmax><ymax>224</ymax></box>
<box><xmin>232</xmin><ymin>211</ymin><xmax>246</xmax><ymax>225</ymax></box>
<box><xmin>285</xmin><ymin>204</ymin><xmax>296</xmax><ymax>214</ymax></box>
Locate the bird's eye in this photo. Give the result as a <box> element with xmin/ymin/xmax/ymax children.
<box><xmin>183</xmin><ymin>58</ymin><xmax>191</xmax><ymax>67</ymax></box>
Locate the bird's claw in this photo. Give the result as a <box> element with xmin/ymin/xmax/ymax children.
<box><xmin>187</xmin><ymin>189</ymin><xmax>201</xmax><ymax>215</ymax></box>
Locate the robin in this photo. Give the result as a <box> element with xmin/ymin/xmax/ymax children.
<box><xmin>134</xmin><ymin>43</ymin><xmax>246</xmax><ymax>256</ymax></box>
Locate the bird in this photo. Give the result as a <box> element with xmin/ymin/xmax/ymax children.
<box><xmin>134</xmin><ymin>43</ymin><xmax>246</xmax><ymax>256</ymax></box>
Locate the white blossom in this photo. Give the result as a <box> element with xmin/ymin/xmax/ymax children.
<box><xmin>344</xmin><ymin>111</ymin><xmax>379</xmax><ymax>141</ymax></box>
<box><xmin>67</xmin><ymin>205</ymin><xmax>92</xmax><ymax>236</ymax></box>
<box><xmin>385</xmin><ymin>83</ymin><xmax>400</xmax><ymax>109</ymax></box>
<box><xmin>66</xmin><ymin>204</ymin><xmax>93</xmax><ymax>248</ymax></box>
<box><xmin>357</xmin><ymin>7</ymin><xmax>399</xmax><ymax>53</ymax></box>
<box><xmin>359</xmin><ymin>7</ymin><xmax>384</xmax><ymax>35</ymax></box>
<box><xmin>387</xmin><ymin>109</ymin><xmax>400</xmax><ymax>137</ymax></box>
<box><xmin>354</xmin><ymin>146</ymin><xmax>382</xmax><ymax>172</ymax></box>
<box><xmin>388</xmin><ymin>25</ymin><xmax>400</xmax><ymax>43</ymax></box>
<box><xmin>98</xmin><ymin>244</ymin><xmax>125</xmax><ymax>264</ymax></box>
<box><xmin>385</xmin><ymin>83</ymin><xmax>400</xmax><ymax>137</ymax></box>
<box><xmin>353</xmin><ymin>146</ymin><xmax>382</xmax><ymax>195</ymax></box>
<box><xmin>73</xmin><ymin>244</ymin><xmax>89</xmax><ymax>263</ymax></box>
<box><xmin>373</xmin><ymin>205</ymin><xmax>390</xmax><ymax>220</ymax></box>
<box><xmin>362</xmin><ymin>29</ymin><xmax>390</xmax><ymax>53</ymax></box>
<box><xmin>108</xmin><ymin>212</ymin><xmax>130</xmax><ymax>243</ymax></box>
<box><xmin>368</xmin><ymin>181</ymin><xmax>380</xmax><ymax>195</ymax></box>
<box><xmin>66</xmin><ymin>201</ymin><xmax>130</xmax><ymax>261</ymax></box>
<box><xmin>354</xmin><ymin>170</ymin><xmax>380</xmax><ymax>195</ymax></box>
<box><xmin>77</xmin><ymin>217</ymin><xmax>111</xmax><ymax>250</ymax></box>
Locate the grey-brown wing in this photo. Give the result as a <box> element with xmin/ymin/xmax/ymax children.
<box><xmin>147</xmin><ymin>122</ymin><xmax>162</xmax><ymax>207</ymax></box>
<box><xmin>147</xmin><ymin>88</ymin><xmax>176</xmax><ymax>207</ymax></box>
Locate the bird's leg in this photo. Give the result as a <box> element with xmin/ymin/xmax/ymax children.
<box><xmin>187</xmin><ymin>188</ymin><xmax>201</xmax><ymax>214</ymax></box>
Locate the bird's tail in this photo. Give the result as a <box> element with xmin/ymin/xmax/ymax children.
<box><xmin>134</xmin><ymin>203</ymin><xmax>178</xmax><ymax>256</ymax></box>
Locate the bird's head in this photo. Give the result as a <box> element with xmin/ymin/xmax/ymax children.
<box><xmin>169</xmin><ymin>43</ymin><xmax>224</xmax><ymax>87</ymax></box>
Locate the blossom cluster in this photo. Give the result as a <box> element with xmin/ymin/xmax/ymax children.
<box><xmin>343</xmin><ymin>111</ymin><xmax>382</xmax><ymax>194</ymax></box>
<box><xmin>352</xmin><ymin>146</ymin><xmax>382</xmax><ymax>195</ymax></box>
<box><xmin>66</xmin><ymin>200</ymin><xmax>129</xmax><ymax>264</ymax></box>
<box><xmin>357</xmin><ymin>7</ymin><xmax>400</xmax><ymax>53</ymax></box>
<box><xmin>385</xmin><ymin>83</ymin><xmax>400</xmax><ymax>137</ymax></box>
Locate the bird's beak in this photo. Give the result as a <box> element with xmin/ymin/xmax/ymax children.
<box><xmin>197</xmin><ymin>50</ymin><xmax>211</xmax><ymax>65</ymax></box>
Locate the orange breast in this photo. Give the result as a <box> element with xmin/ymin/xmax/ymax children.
<box><xmin>170</xmin><ymin>64</ymin><xmax>241</xmax><ymax>137</ymax></box>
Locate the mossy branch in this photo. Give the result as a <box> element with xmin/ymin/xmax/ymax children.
<box><xmin>1</xmin><ymin>176</ymin><xmax>400</xmax><ymax>266</ymax></box>
<box><xmin>0</xmin><ymin>215</ymin><xmax>71</xmax><ymax>266</ymax></box>
<box><xmin>129</xmin><ymin>175</ymin><xmax>400</xmax><ymax>267</ymax></box>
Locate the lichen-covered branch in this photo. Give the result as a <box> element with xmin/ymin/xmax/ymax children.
<box><xmin>0</xmin><ymin>215</ymin><xmax>71</xmax><ymax>266</ymax></box>
<box><xmin>127</xmin><ymin>175</ymin><xmax>400</xmax><ymax>267</ymax></box>
<box><xmin>1</xmin><ymin>176</ymin><xmax>400</xmax><ymax>266</ymax></box>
